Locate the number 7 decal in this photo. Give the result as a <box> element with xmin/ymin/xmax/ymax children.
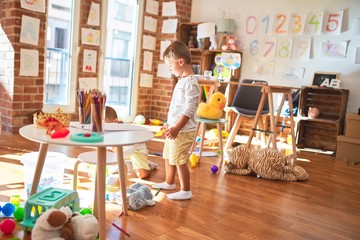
<box><xmin>261</xmin><ymin>38</ymin><xmax>277</xmax><ymax>61</ymax></box>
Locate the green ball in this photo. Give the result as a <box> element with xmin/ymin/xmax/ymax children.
<box><xmin>80</xmin><ymin>208</ymin><xmax>92</xmax><ymax>215</ymax></box>
<box><xmin>13</xmin><ymin>207</ymin><xmax>24</xmax><ymax>221</ymax></box>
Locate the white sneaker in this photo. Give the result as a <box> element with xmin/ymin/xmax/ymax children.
<box><xmin>152</xmin><ymin>182</ymin><xmax>176</xmax><ymax>190</ymax></box>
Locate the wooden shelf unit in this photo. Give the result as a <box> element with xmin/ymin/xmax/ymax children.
<box><xmin>296</xmin><ymin>86</ymin><xmax>349</xmax><ymax>152</ymax></box>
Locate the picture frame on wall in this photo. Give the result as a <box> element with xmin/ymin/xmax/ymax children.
<box><xmin>312</xmin><ymin>72</ymin><xmax>339</xmax><ymax>86</ymax></box>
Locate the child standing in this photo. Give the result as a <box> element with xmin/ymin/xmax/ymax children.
<box><xmin>152</xmin><ymin>41</ymin><xmax>200</xmax><ymax>200</ymax></box>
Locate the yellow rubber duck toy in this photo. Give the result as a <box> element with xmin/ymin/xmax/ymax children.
<box><xmin>196</xmin><ymin>92</ymin><xmax>226</xmax><ymax>120</ymax></box>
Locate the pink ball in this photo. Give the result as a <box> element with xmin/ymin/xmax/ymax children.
<box><xmin>0</xmin><ymin>219</ymin><xmax>16</xmax><ymax>234</ymax></box>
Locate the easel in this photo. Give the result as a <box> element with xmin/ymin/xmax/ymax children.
<box><xmin>246</xmin><ymin>85</ymin><xmax>297</xmax><ymax>161</ymax></box>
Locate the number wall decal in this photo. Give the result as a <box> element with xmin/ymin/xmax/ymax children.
<box><xmin>245</xmin><ymin>15</ymin><xmax>258</xmax><ymax>35</ymax></box>
<box><xmin>305</xmin><ymin>11</ymin><xmax>324</xmax><ymax>35</ymax></box>
<box><xmin>261</xmin><ymin>38</ymin><xmax>277</xmax><ymax>61</ymax></box>
<box><xmin>289</xmin><ymin>13</ymin><xmax>305</xmax><ymax>35</ymax></box>
<box><xmin>274</xmin><ymin>13</ymin><xmax>289</xmax><ymax>34</ymax></box>
<box><xmin>325</xmin><ymin>10</ymin><xmax>343</xmax><ymax>35</ymax></box>
<box><xmin>249</xmin><ymin>39</ymin><xmax>260</xmax><ymax>56</ymax></box>
<box><xmin>276</xmin><ymin>38</ymin><xmax>293</xmax><ymax>60</ymax></box>
<box><xmin>292</xmin><ymin>38</ymin><xmax>311</xmax><ymax>61</ymax></box>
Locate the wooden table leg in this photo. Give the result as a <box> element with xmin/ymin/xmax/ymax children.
<box><xmin>96</xmin><ymin>147</ymin><xmax>107</xmax><ymax>240</ymax></box>
<box><xmin>116</xmin><ymin>146</ymin><xmax>128</xmax><ymax>216</ymax></box>
<box><xmin>30</xmin><ymin>143</ymin><xmax>49</xmax><ymax>196</ymax></box>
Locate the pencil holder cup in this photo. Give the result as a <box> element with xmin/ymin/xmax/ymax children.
<box><xmin>91</xmin><ymin>103</ymin><xmax>105</xmax><ymax>132</ymax></box>
<box><xmin>79</xmin><ymin>106</ymin><xmax>91</xmax><ymax>127</ymax></box>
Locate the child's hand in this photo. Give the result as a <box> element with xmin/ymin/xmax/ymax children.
<box><xmin>165</xmin><ymin>126</ymin><xmax>180</xmax><ymax>140</ymax></box>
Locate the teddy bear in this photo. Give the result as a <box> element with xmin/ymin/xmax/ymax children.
<box><xmin>225</xmin><ymin>145</ymin><xmax>308</xmax><ymax>181</ymax></box>
<box><xmin>31</xmin><ymin>206</ymin><xmax>98</xmax><ymax>240</ymax></box>
<box><xmin>126</xmin><ymin>183</ymin><xmax>155</xmax><ymax>211</ymax></box>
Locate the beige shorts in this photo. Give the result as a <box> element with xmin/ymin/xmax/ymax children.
<box><xmin>163</xmin><ymin>131</ymin><xmax>195</xmax><ymax>165</ymax></box>
<box><xmin>130</xmin><ymin>151</ymin><xmax>150</xmax><ymax>171</ymax></box>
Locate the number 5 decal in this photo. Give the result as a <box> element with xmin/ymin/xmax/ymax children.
<box><xmin>325</xmin><ymin>10</ymin><xmax>343</xmax><ymax>35</ymax></box>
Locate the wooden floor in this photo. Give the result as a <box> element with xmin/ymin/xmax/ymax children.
<box><xmin>0</xmin><ymin>131</ymin><xmax>360</xmax><ymax>240</ymax></box>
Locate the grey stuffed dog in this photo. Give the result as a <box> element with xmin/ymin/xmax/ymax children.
<box><xmin>126</xmin><ymin>183</ymin><xmax>155</xmax><ymax>210</ymax></box>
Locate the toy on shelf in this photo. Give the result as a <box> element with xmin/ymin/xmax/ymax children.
<box><xmin>196</xmin><ymin>92</ymin><xmax>226</xmax><ymax>120</ymax></box>
<box><xmin>150</xmin><ymin>119</ymin><xmax>163</xmax><ymax>125</ymax></box>
<box><xmin>209</xmin><ymin>35</ymin><xmax>217</xmax><ymax>50</ymax></box>
<box><xmin>20</xmin><ymin>187</ymin><xmax>80</xmax><ymax>231</ymax></box>
<box><xmin>226</xmin><ymin>36</ymin><xmax>238</xmax><ymax>51</ymax></box>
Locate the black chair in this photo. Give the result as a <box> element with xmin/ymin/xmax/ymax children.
<box><xmin>224</xmin><ymin>79</ymin><xmax>269</xmax><ymax>150</ymax></box>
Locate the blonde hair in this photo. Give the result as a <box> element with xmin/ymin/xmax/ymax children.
<box><xmin>163</xmin><ymin>40</ymin><xmax>192</xmax><ymax>64</ymax></box>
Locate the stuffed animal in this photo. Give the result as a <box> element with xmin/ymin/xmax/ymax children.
<box><xmin>32</xmin><ymin>206</ymin><xmax>73</xmax><ymax>240</ymax></box>
<box><xmin>196</xmin><ymin>92</ymin><xmax>226</xmax><ymax>120</ymax></box>
<box><xmin>226</xmin><ymin>36</ymin><xmax>238</xmax><ymax>51</ymax></box>
<box><xmin>209</xmin><ymin>35</ymin><xmax>217</xmax><ymax>50</ymax></box>
<box><xmin>32</xmin><ymin>206</ymin><xmax>98</xmax><ymax>240</ymax></box>
<box><xmin>127</xmin><ymin>183</ymin><xmax>155</xmax><ymax>211</ymax></box>
<box><xmin>225</xmin><ymin>145</ymin><xmax>308</xmax><ymax>181</ymax></box>
<box><xmin>308</xmin><ymin>107</ymin><xmax>320</xmax><ymax>118</ymax></box>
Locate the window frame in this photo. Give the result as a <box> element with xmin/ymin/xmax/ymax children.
<box><xmin>43</xmin><ymin>0</ymin><xmax>80</xmax><ymax>113</ymax></box>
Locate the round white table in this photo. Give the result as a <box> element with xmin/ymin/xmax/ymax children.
<box><xmin>19</xmin><ymin>123</ymin><xmax>154</xmax><ymax>239</ymax></box>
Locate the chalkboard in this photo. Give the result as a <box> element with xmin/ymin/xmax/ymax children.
<box><xmin>312</xmin><ymin>72</ymin><xmax>339</xmax><ymax>86</ymax></box>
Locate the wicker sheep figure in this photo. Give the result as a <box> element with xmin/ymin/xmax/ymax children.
<box><xmin>225</xmin><ymin>145</ymin><xmax>308</xmax><ymax>181</ymax></box>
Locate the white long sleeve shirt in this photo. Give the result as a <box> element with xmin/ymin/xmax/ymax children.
<box><xmin>167</xmin><ymin>75</ymin><xmax>200</xmax><ymax>132</ymax></box>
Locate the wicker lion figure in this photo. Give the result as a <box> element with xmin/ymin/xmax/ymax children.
<box><xmin>225</xmin><ymin>145</ymin><xmax>308</xmax><ymax>181</ymax></box>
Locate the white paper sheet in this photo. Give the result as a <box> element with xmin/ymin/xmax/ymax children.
<box><xmin>162</xmin><ymin>1</ymin><xmax>177</xmax><ymax>16</ymax></box>
<box><xmin>20</xmin><ymin>15</ymin><xmax>40</xmax><ymax>46</ymax></box>
<box><xmin>140</xmin><ymin>73</ymin><xmax>153</xmax><ymax>88</ymax></box>
<box><xmin>161</xmin><ymin>19</ymin><xmax>178</xmax><ymax>34</ymax></box>
<box><xmin>87</xmin><ymin>2</ymin><xmax>100</xmax><ymax>26</ymax></box>
<box><xmin>20</xmin><ymin>0</ymin><xmax>45</xmax><ymax>13</ymax></box>
<box><xmin>83</xmin><ymin>49</ymin><xmax>97</xmax><ymax>73</ymax></box>
<box><xmin>160</xmin><ymin>40</ymin><xmax>171</xmax><ymax>60</ymax></box>
<box><xmin>78</xmin><ymin>77</ymin><xmax>97</xmax><ymax>91</ymax></box>
<box><xmin>20</xmin><ymin>48</ymin><xmax>39</xmax><ymax>76</ymax></box>
<box><xmin>142</xmin><ymin>35</ymin><xmax>156</xmax><ymax>50</ymax></box>
<box><xmin>144</xmin><ymin>16</ymin><xmax>157</xmax><ymax>32</ymax></box>
<box><xmin>157</xmin><ymin>63</ymin><xmax>172</xmax><ymax>78</ymax></box>
<box><xmin>145</xmin><ymin>0</ymin><xmax>159</xmax><ymax>15</ymax></box>
<box><xmin>143</xmin><ymin>51</ymin><xmax>153</xmax><ymax>71</ymax></box>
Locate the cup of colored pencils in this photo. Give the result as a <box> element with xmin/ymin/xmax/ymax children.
<box><xmin>90</xmin><ymin>90</ymin><xmax>106</xmax><ymax>133</ymax></box>
<box><xmin>77</xmin><ymin>89</ymin><xmax>91</xmax><ymax>128</ymax></box>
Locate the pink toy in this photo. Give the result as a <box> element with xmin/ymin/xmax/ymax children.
<box><xmin>0</xmin><ymin>219</ymin><xmax>16</xmax><ymax>235</ymax></box>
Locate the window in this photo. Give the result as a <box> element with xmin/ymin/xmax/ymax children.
<box><xmin>101</xmin><ymin>0</ymin><xmax>140</xmax><ymax>120</ymax></box>
<box><xmin>115</xmin><ymin>2</ymin><xmax>133</xmax><ymax>22</ymax></box>
<box><xmin>54</xmin><ymin>28</ymin><xmax>66</xmax><ymax>49</ymax></box>
<box><xmin>43</xmin><ymin>0</ymin><xmax>140</xmax><ymax>118</ymax></box>
<box><xmin>44</xmin><ymin>0</ymin><xmax>79</xmax><ymax>112</ymax></box>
